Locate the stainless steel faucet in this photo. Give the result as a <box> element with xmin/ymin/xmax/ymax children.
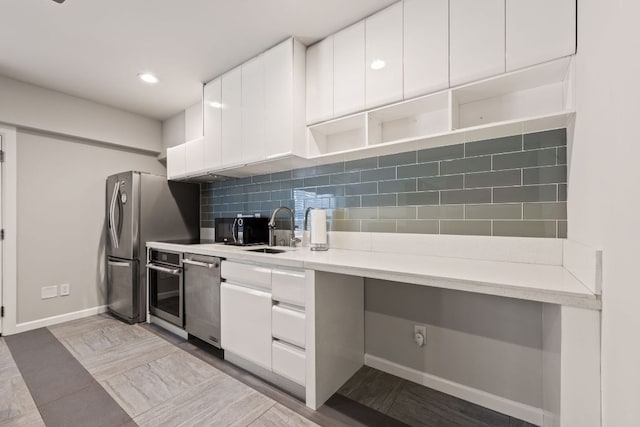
<box><xmin>268</xmin><ymin>206</ymin><xmax>300</xmax><ymax>247</ymax></box>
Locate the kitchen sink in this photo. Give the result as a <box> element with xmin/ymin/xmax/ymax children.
<box><xmin>246</xmin><ymin>248</ymin><xmax>286</xmax><ymax>254</ymax></box>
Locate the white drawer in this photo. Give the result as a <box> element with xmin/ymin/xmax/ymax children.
<box><xmin>271</xmin><ymin>268</ymin><xmax>305</xmax><ymax>307</ymax></box>
<box><xmin>272</xmin><ymin>305</ymin><xmax>306</xmax><ymax>348</ymax></box>
<box><xmin>272</xmin><ymin>340</ymin><xmax>306</xmax><ymax>386</ymax></box>
<box><xmin>222</xmin><ymin>261</ymin><xmax>271</xmax><ymax>291</ymax></box>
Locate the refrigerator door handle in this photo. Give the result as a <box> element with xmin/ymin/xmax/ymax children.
<box><xmin>109</xmin><ymin>182</ymin><xmax>120</xmax><ymax>249</ymax></box>
<box><xmin>108</xmin><ymin>260</ymin><xmax>131</xmax><ymax>267</ymax></box>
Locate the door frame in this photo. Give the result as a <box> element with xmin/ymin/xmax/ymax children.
<box><xmin>0</xmin><ymin>126</ymin><xmax>17</xmax><ymax>335</ymax></box>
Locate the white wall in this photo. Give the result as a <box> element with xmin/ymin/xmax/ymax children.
<box><xmin>365</xmin><ymin>279</ymin><xmax>542</xmax><ymax>407</ymax></box>
<box><xmin>16</xmin><ymin>129</ymin><xmax>165</xmax><ymax>323</ymax></box>
<box><xmin>570</xmin><ymin>0</ymin><xmax>640</xmax><ymax>425</ymax></box>
<box><xmin>161</xmin><ymin>111</ymin><xmax>185</xmax><ymax>152</ymax></box>
<box><xmin>0</xmin><ymin>75</ymin><xmax>161</xmax><ymax>153</ymax></box>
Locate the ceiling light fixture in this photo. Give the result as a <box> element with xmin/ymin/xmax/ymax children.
<box><xmin>209</xmin><ymin>101</ymin><xmax>223</xmax><ymax>109</ymax></box>
<box><xmin>138</xmin><ymin>73</ymin><xmax>159</xmax><ymax>84</ymax></box>
<box><xmin>370</xmin><ymin>59</ymin><xmax>386</xmax><ymax>70</ymax></box>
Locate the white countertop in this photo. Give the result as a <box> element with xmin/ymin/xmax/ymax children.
<box><xmin>147</xmin><ymin>241</ymin><xmax>601</xmax><ymax>310</ymax></box>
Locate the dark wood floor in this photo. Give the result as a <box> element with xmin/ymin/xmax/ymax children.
<box><xmin>338</xmin><ymin>366</ymin><xmax>537</xmax><ymax>427</ymax></box>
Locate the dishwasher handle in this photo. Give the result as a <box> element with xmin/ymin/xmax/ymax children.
<box><xmin>145</xmin><ymin>263</ymin><xmax>182</xmax><ymax>275</ymax></box>
<box><xmin>183</xmin><ymin>258</ymin><xmax>219</xmax><ymax>269</ymax></box>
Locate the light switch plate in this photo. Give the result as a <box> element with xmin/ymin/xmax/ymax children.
<box><xmin>41</xmin><ymin>285</ymin><xmax>58</xmax><ymax>299</ymax></box>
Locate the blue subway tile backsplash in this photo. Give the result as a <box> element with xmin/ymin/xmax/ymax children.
<box><xmin>200</xmin><ymin>129</ymin><xmax>568</xmax><ymax>238</ymax></box>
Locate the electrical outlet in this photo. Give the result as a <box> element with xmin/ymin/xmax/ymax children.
<box><xmin>414</xmin><ymin>324</ymin><xmax>427</xmax><ymax>347</ymax></box>
<box><xmin>60</xmin><ymin>283</ymin><xmax>70</xmax><ymax>296</ymax></box>
<box><xmin>41</xmin><ymin>285</ymin><xmax>58</xmax><ymax>299</ymax></box>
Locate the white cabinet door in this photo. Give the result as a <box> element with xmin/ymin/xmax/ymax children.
<box><xmin>506</xmin><ymin>0</ymin><xmax>576</xmax><ymax>72</ymax></box>
<box><xmin>185</xmin><ymin>138</ymin><xmax>204</xmax><ymax>175</ymax></box>
<box><xmin>221</xmin><ymin>66</ymin><xmax>243</xmax><ymax>167</ymax></box>
<box><xmin>306</xmin><ymin>36</ymin><xmax>334</xmax><ymax>125</ymax></box>
<box><xmin>166</xmin><ymin>143</ymin><xmax>186</xmax><ymax>179</ymax></box>
<box><xmin>404</xmin><ymin>0</ymin><xmax>449</xmax><ymax>98</ymax></box>
<box><xmin>203</xmin><ymin>78</ymin><xmax>222</xmax><ymax>170</ymax></box>
<box><xmin>333</xmin><ymin>21</ymin><xmax>365</xmax><ymax>117</ymax></box>
<box><xmin>242</xmin><ymin>55</ymin><xmax>265</xmax><ymax>164</ymax></box>
<box><xmin>221</xmin><ymin>283</ymin><xmax>272</xmax><ymax>370</ymax></box>
<box><xmin>264</xmin><ymin>39</ymin><xmax>294</xmax><ymax>159</ymax></box>
<box><xmin>450</xmin><ymin>0</ymin><xmax>505</xmax><ymax>87</ymax></box>
<box><xmin>365</xmin><ymin>2</ymin><xmax>403</xmax><ymax>109</ymax></box>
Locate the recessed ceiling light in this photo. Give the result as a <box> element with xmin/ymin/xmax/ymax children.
<box><xmin>370</xmin><ymin>59</ymin><xmax>386</xmax><ymax>70</ymax></box>
<box><xmin>209</xmin><ymin>101</ymin><xmax>223</xmax><ymax>109</ymax></box>
<box><xmin>138</xmin><ymin>73</ymin><xmax>159</xmax><ymax>84</ymax></box>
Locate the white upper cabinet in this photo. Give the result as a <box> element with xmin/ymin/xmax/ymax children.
<box><xmin>506</xmin><ymin>0</ymin><xmax>576</xmax><ymax>72</ymax></box>
<box><xmin>306</xmin><ymin>36</ymin><xmax>334</xmax><ymax>125</ymax></box>
<box><xmin>403</xmin><ymin>0</ymin><xmax>449</xmax><ymax>98</ymax></box>
<box><xmin>221</xmin><ymin>66</ymin><xmax>243</xmax><ymax>167</ymax></box>
<box><xmin>241</xmin><ymin>55</ymin><xmax>265</xmax><ymax>164</ymax></box>
<box><xmin>166</xmin><ymin>143</ymin><xmax>186</xmax><ymax>179</ymax></box>
<box><xmin>184</xmin><ymin>100</ymin><xmax>204</xmax><ymax>174</ymax></box>
<box><xmin>185</xmin><ymin>138</ymin><xmax>204</xmax><ymax>174</ymax></box>
<box><xmin>450</xmin><ymin>0</ymin><xmax>505</xmax><ymax>87</ymax></box>
<box><xmin>264</xmin><ymin>38</ymin><xmax>306</xmax><ymax>159</ymax></box>
<box><xmin>365</xmin><ymin>2</ymin><xmax>403</xmax><ymax>109</ymax></box>
<box><xmin>203</xmin><ymin>77</ymin><xmax>222</xmax><ymax>170</ymax></box>
<box><xmin>333</xmin><ymin>22</ymin><xmax>366</xmax><ymax>117</ymax></box>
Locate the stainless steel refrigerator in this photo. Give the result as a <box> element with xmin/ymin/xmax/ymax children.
<box><xmin>106</xmin><ymin>171</ymin><xmax>199</xmax><ymax>323</ymax></box>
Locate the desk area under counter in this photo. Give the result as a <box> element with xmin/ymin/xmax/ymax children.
<box><xmin>147</xmin><ymin>233</ymin><xmax>602</xmax><ymax>426</ymax></box>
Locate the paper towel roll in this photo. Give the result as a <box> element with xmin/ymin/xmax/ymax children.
<box><xmin>310</xmin><ymin>209</ymin><xmax>327</xmax><ymax>245</ymax></box>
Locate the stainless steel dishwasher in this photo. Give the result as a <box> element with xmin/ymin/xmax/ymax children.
<box><xmin>183</xmin><ymin>253</ymin><xmax>222</xmax><ymax>348</ymax></box>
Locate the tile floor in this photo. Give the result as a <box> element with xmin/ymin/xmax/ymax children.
<box><xmin>1</xmin><ymin>315</ymin><xmax>538</xmax><ymax>427</ymax></box>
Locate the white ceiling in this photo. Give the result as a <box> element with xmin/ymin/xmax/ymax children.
<box><xmin>0</xmin><ymin>0</ymin><xmax>397</xmax><ymax>121</ymax></box>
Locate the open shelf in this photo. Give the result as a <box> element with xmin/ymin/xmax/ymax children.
<box><xmin>307</xmin><ymin>112</ymin><xmax>367</xmax><ymax>156</ymax></box>
<box><xmin>451</xmin><ymin>57</ymin><xmax>573</xmax><ymax>130</ymax></box>
<box><xmin>367</xmin><ymin>91</ymin><xmax>449</xmax><ymax>145</ymax></box>
<box><xmin>305</xmin><ymin>56</ymin><xmax>575</xmax><ymax>163</ymax></box>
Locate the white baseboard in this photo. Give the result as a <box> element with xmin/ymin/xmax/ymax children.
<box><xmin>364</xmin><ymin>354</ymin><xmax>543</xmax><ymax>426</ymax></box>
<box><xmin>13</xmin><ymin>305</ymin><xmax>108</xmax><ymax>334</ymax></box>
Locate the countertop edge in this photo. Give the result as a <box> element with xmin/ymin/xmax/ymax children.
<box><xmin>146</xmin><ymin>242</ymin><xmax>601</xmax><ymax>310</ymax></box>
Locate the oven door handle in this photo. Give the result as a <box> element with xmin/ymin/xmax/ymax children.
<box><xmin>182</xmin><ymin>259</ymin><xmax>218</xmax><ymax>269</ymax></box>
<box><xmin>145</xmin><ymin>264</ymin><xmax>182</xmax><ymax>275</ymax></box>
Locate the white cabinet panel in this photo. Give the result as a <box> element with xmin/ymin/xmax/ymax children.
<box><xmin>203</xmin><ymin>78</ymin><xmax>222</xmax><ymax>170</ymax></box>
<box><xmin>272</xmin><ymin>340</ymin><xmax>306</xmax><ymax>386</ymax></box>
<box><xmin>272</xmin><ymin>305</ymin><xmax>306</xmax><ymax>348</ymax></box>
<box><xmin>333</xmin><ymin>21</ymin><xmax>365</xmax><ymax>117</ymax></box>
<box><xmin>404</xmin><ymin>0</ymin><xmax>449</xmax><ymax>98</ymax></box>
<box><xmin>221</xmin><ymin>66</ymin><xmax>243</xmax><ymax>167</ymax></box>
<box><xmin>221</xmin><ymin>283</ymin><xmax>272</xmax><ymax>370</ymax></box>
<box><xmin>265</xmin><ymin>39</ymin><xmax>294</xmax><ymax>158</ymax></box>
<box><xmin>242</xmin><ymin>55</ymin><xmax>265</xmax><ymax>163</ymax></box>
<box><xmin>306</xmin><ymin>36</ymin><xmax>334</xmax><ymax>125</ymax></box>
<box><xmin>221</xmin><ymin>261</ymin><xmax>271</xmax><ymax>291</ymax></box>
<box><xmin>272</xmin><ymin>268</ymin><xmax>305</xmax><ymax>307</ymax></box>
<box><xmin>185</xmin><ymin>100</ymin><xmax>203</xmax><ymax>141</ymax></box>
<box><xmin>166</xmin><ymin>143</ymin><xmax>186</xmax><ymax>179</ymax></box>
<box><xmin>365</xmin><ymin>2</ymin><xmax>403</xmax><ymax>109</ymax></box>
<box><xmin>185</xmin><ymin>138</ymin><xmax>204</xmax><ymax>175</ymax></box>
<box><xmin>506</xmin><ymin>0</ymin><xmax>576</xmax><ymax>72</ymax></box>
<box><xmin>450</xmin><ymin>0</ymin><xmax>505</xmax><ymax>87</ymax></box>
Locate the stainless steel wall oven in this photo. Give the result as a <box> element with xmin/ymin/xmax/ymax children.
<box><xmin>147</xmin><ymin>249</ymin><xmax>184</xmax><ymax>327</ymax></box>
